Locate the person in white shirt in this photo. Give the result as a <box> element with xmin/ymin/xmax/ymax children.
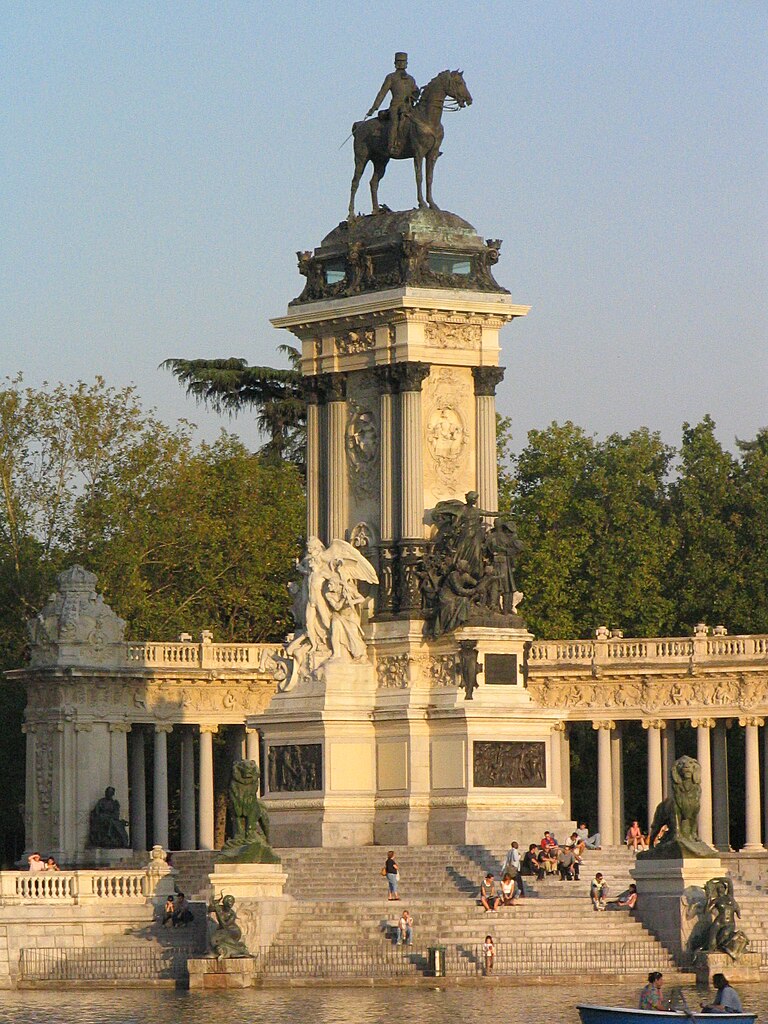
<box><xmin>27</xmin><ymin>853</ymin><xmax>45</xmax><ymax>873</ymax></box>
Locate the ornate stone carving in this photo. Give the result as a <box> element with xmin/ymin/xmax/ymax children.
<box><xmin>458</xmin><ymin>640</ymin><xmax>479</xmax><ymax>700</ymax></box>
<box><xmin>376</xmin><ymin>543</ymin><xmax>397</xmax><ymax>614</ymax></box>
<box><xmin>346</xmin><ymin>404</ymin><xmax>378</xmax><ymax>497</ymax></box>
<box><xmin>391</xmin><ymin>361</ymin><xmax>430</xmax><ymax>393</ymax></box>
<box><xmin>472</xmin><ymin>365</ymin><xmax>506</xmax><ymax>396</ymax></box>
<box><xmin>267</xmin><ymin>743</ymin><xmax>322</xmax><ymax>793</ymax></box>
<box><xmin>424</xmin><ymin>321</ymin><xmax>482</xmax><ymax>349</ymax></box>
<box><xmin>321</xmin><ymin>372</ymin><xmax>347</xmax><ymax>403</ymax></box>
<box><xmin>337</xmin><ymin>328</ymin><xmax>375</xmax><ymax>355</ymax></box>
<box><xmin>423</xmin><ymin>654</ymin><xmax>458</xmax><ymax>688</ymax></box>
<box><xmin>377</xmin><ymin>654</ymin><xmax>410</xmax><ymax>689</ymax></box>
<box><xmin>397</xmin><ymin>540</ymin><xmax>427</xmax><ymax>615</ymax></box>
<box><xmin>28</xmin><ymin>566</ymin><xmax>126</xmax><ymax>668</ymax></box>
<box><xmin>426</xmin><ymin>369</ymin><xmax>469</xmax><ymax>487</ymax></box>
<box><xmin>473</xmin><ymin>741</ymin><xmax>546</xmax><ymax>788</ymax></box>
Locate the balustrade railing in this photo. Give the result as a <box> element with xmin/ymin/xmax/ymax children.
<box><xmin>0</xmin><ymin>869</ymin><xmax>154</xmax><ymax>905</ymax></box>
<box><xmin>124</xmin><ymin>641</ymin><xmax>284</xmax><ymax>671</ymax></box>
<box><xmin>528</xmin><ymin>634</ymin><xmax>768</xmax><ymax>669</ymax></box>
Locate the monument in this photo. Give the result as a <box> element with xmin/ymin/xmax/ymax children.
<box><xmin>247</xmin><ymin>54</ymin><xmax>582</xmax><ymax>850</ymax></box>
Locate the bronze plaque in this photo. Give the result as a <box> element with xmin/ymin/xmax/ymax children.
<box><xmin>484</xmin><ymin>653</ymin><xmax>518</xmax><ymax>685</ymax></box>
<box><xmin>268</xmin><ymin>743</ymin><xmax>322</xmax><ymax>793</ymax></box>
<box><xmin>473</xmin><ymin>741</ymin><xmax>546</xmax><ymax>788</ymax></box>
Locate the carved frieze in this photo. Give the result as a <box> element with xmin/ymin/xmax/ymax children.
<box><xmin>267</xmin><ymin>743</ymin><xmax>322</xmax><ymax>793</ymax></box>
<box><xmin>473</xmin><ymin>741</ymin><xmax>546</xmax><ymax>788</ymax></box>
<box><xmin>337</xmin><ymin>328</ymin><xmax>375</xmax><ymax>355</ymax></box>
<box><xmin>424</xmin><ymin>321</ymin><xmax>482</xmax><ymax>349</ymax></box>
<box><xmin>377</xmin><ymin>654</ymin><xmax>410</xmax><ymax>689</ymax></box>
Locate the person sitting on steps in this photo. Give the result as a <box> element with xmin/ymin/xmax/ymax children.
<box><xmin>591</xmin><ymin>872</ymin><xmax>608</xmax><ymax>911</ymax></box>
<box><xmin>480</xmin><ymin>872</ymin><xmax>500</xmax><ymax>912</ymax></box>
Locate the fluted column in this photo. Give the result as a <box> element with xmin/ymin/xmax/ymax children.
<box><xmin>611</xmin><ymin>722</ymin><xmax>624</xmax><ymax>841</ymax></box>
<box><xmin>661</xmin><ymin>723</ymin><xmax>676</xmax><ymax>800</ymax></box>
<box><xmin>180</xmin><ymin>728</ymin><xmax>196</xmax><ymax>851</ymax></box>
<box><xmin>594</xmin><ymin>721</ymin><xmax>615</xmax><ymax>847</ymax></box>
<box><xmin>560</xmin><ymin>724</ymin><xmax>572</xmax><ymax>819</ymax></box>
<box><xmin>644</xmin><ymin>720</ymin><xmax>664</xmax><ymax>831</ymax></box>
<box><xmin>472</xmin><ymin>367</ymin><xmax>505</xmax><ymax>516</ymax></box>
<box><xmin>712</xmin><ymin>719</ymin><xmax>730</xmax><ymax>851</ymax></box>
<box><xmin>550</xmin><ymin>723</ymin><xmax>562</xmax><ymax>800</ymax></box>
<box><xmin>376</xmin><ymin>367</ymin><xmax>396</xmax><ymax>543</ymax></box>
<box><xmin>246</xmin><ymin>726</ymin><xmax>260</xmax><ymax>779</ymax></box>
<box><xmin>763</xmin><ymin>724</ymin><xmax>768</xmax><ymax>851</ymax></box>
<box><xmin>693</xmin><ymin>718</ymin><xmax>714</xmax><ymax>846</ymax></box>
<box><xmin>741</xmin><ymin>716</ymin><xmax>764</xmax><ymax>851</ymax></box>
<box><xmin>392</xmin><ymin>363</ymin><xmax>429</xmax><ymax>540</ymax></box>
<box><xmin>324</xmin><ymin>373</ymin><xmax>347</xmax><ymax>542</ymax></box>
<box><xmin>198</xmin><ymin>725</ymin><xmax>218</xmax><ymax>851</ymax></box>
<box><xmin>304</xmin><ymin>377</ymin><xmax>323</xmax><ymax>539</ymax></box>
<box><xmin>129</xmin><ymin>727</ymin><xmax>147</xmax><ymax>852</ymax></box>
<box><xmin>153</xmin><ymin>725</ymin><xmax>172</xmax><ymax>850</ymax></box>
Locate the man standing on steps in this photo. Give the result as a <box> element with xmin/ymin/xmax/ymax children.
<box><xmin>502</xmin><ymin>840</ymin><xmax>524</xmax><ymax>898</ymax></box>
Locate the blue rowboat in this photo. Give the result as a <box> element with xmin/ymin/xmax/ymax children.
<box><xmin>577</xmin><ymin>1006</ymin><xmax>757</xmax><ymax>1024</ymax></box>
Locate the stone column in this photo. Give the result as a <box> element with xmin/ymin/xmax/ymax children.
<box><xmin>108</xmin><ymin>723</ymin><xmax>131</xmax><ymax>837</ymax></box>
<box><xmin>198</xmin><ymin>725</ymin><xmax>218</xmax><ymax>852</ymax></box>
<box><xmin>153</xmin><ymin>725</ymin><xmax>172</xmax><ymax>850</ymax></box>
<box><xmin>180</xmin><ymin>728</ymin><xmax>196</xmax><ymax>851</ymax></box>
<box><xmin>245</xmin><ymin>726</ymin><xmax>260</xmax><ymax>768</ymax></box>
<box><xmin>644</xmin><ymin>720</ymin><xmax>664</xmax><ymax>831</ymax></box>
<box><xmin>712</xmin><ymin>719</ymin><xmax>730</xmax><ymax>851</ymax></box>
<box><xmin>741</xmin><ymin>716</ymin><xmax>764</xmax><ymax>851</ymax></box>
<box><xmin>611</xmin><ymin>722</ymin><xmax>624</xmax><ymax>841</ymax></box>
<box><xmin>472</xmin><ymin>367</ymin><xmax>505</xmax><ymax>516</ymax></box>
<box><xmin>692</xmin><ymin>718</ymin><xmax>714</xmax><ymax>846</ymax></box>
<box><xmin>375</xmin><ymin>366</ymin><xmax>397</xmax><ymax>614</ymax></box>
<box><xmin>393</xmin><ymin>362</ymin><xmax>429</xmax><ymax>540</ymax></box>
<box><xmin>661</xmin><ymin>723</ymin><xmax>676</xmax><ymax>800</ymax></box>
<box><xmin>304</xmin><ymin>377</ymin><xmax>323</xmax><ymax>539</ymax></box>
<box><xmin>129</xmin><ymin>726</ymin><xmax>147</xmax><ymax>852</ymax></box>
<box><xmin>324</xmin><ymin>372</ymin><xmax>347</xmax><ymax>542</ymax></box>
<box><xmin>593</xmin><ymin>721</ymin><xmax>614</xmax><ymax>847</ymax></box>
<box><xmin>763</xmin><ymin>725</ymin><xmax>768</xmax><ymax>851</ymax></box>
<box><xmin>561</xmin><ymin>724</ymin><xmax>572</xmax><ymax>819</ymax></box>
<box><xmin>550</xmin><ymin>723</ymin><xmax>562</xmax><ymax>800</ymax></box>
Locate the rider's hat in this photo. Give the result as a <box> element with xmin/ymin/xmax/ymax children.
<box><xmin>394</xmin><ymin>52</ymin><xmax>408</xmax><ymax>63</ymax></box>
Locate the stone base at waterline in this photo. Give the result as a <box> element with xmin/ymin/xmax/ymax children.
<box><xmin>187</xmin><ymin>955</ymin><xmax>255</xmax><ymax>990</ymax></box>
<box><xmin>207</xmin><ymin>862</ymin><xmax>289</xmax><ymax>952</ymax></box>
<box><xmin>693</xmin><ymin>951</ymin><xmax>762</xmax><ymax>986</ymax></box>
<box><xmin>631</xmin><ymin>856</ymin><xmax>724</xmax><ymax>960</ymax></box>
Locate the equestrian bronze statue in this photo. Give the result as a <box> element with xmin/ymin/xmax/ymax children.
<box><xmin>349</xmin><ymin>60</ymin><xmax>472</xmax><ymax>219</ymax></box>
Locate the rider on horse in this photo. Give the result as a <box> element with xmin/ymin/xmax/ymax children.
<box><xmin>366</xmin><ymin>52</ymin><xmax>420</xmax><ymax>157</ymax></box>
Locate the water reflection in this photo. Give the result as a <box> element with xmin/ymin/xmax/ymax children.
<box><xmin>0</xmin><ymin>983</ymin><xmax>766</xmax><ymax>1024</ymax></box>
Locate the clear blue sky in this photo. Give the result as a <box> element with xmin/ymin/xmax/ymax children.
<box><xmin>4</xmin><ymin>1</ymin><xmax>766</xmax><ymax>454</ymax></box>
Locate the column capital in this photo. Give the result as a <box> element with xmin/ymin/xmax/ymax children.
<box><xmin>391</xmin><ymin>361</ymin><xmax>430</xmax><ymax>393</ymax></box>
<box><xmin>199</xmin><ymin>724</ymin><xmax>219</xmax><ymax>735</ymax></box>
<box><xmin>472</xmin><ymin>365</ymin><xmax>505</xmax><ymax>396</ymax></box>
<box><xmin>303</xmin><ymin>375</ymin><xmax>325</xmax><ymax>405</ymax></box>
<box><xmin>691</xmin><ymin>717</ymin><xmax>716</xmax><ymax>729</ymax></box>
<box><xmin>245</xmin><ymin>726</ymin><xmax>260</xmax><ymax>735</ymax></box>
<box><xmin>739</xmin><ymin>716</ymin><xmax>765</xmax><ymax>728</ymax></box>
<box><xmin>374</xmin><ymin>365</ymin><xmax>397</xmax><ymax>394</ymax></box>
<box><xmin>108</xmin><ymin>722</ymin><xmax>132</xmax><ymax>733</ymax></box>
<box><xmin>552</xmin><ymin>721</ymin><xmax>567</xmax><ymax>733</ymax></box>
<box><xmin>592</xmin><ymin>720</ymin><xmax>615</xmax><ymax>731</ymax></box>
<box><xmin>642</xmin><ymin>719</ymin><xmax>666</xmax><ymax>730</ymax></box>
<box><xmin>320</xmin><ymin>371</ymin><xmax>347</xmax><ymax>402</ymax></box>
<box><xmin>154</xmin><ymin>724</ymin><xmax>173</xmax><ymax>735</ymax></box>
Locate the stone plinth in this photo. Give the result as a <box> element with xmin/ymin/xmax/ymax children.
<box><xmin>631</xmin><ymin>856</ymin><xmax>723</xmax><ymax>960</ymax></box>
<box><xmin>207</xmin><ymin>862</ymin><xmax>289</xmax><ymax>953</ymax></box>
<box><xmin>693</xmin><ymin>950</ymin><xmax>762</xmax><ymax>986</ymax></box>
<box><xmin>187</xmin><ymin>955</ymin><xmax>255</xmax><ymax>991</ymax></box>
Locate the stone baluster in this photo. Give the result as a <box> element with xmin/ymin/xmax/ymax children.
<box><xmin>324</xmin><ymin>372</ymin><xmax>347</xmax><ymax>543</ymax></box>
<box><xmin>712</xmin><ymin>719</ymin><xmax>730</xmax><ymax>851</ymax></box>
<box><xmin>740</xmin><ymin>716</ymin><xmax>764</xmax><ymax>851</ymax></box>
<box><xmin>593</xmin><ymin>721</ymin><xmax>615</xmax><ymax>847</ymax></box>
<box><xmin>304</xmin><ymin>376</ymin><xmax>323</xmax><ymax>540</ymax></box>
<box><xmin>692</xmin><ymin>718</ymin><xmax>714</xmax><ymax>846</ymax></box>
<box><xmin>180</xmin><ymin>727</ymin><xmax>196</xmax><ymax>851</ymax></box>
<box><xmin>129</xmin><ymin>727</ymin><xmax>147</xmax><ymax>852</ymax></box>
<box><xmin>472</xmin><ymin>366</ymin><xmax>505</xmax><ymax>517</ymax></box>
<box><xmin>198</xmin><ymin>725</ymin><xmax>218</xmax><ymax>851</ymax></box>
<box><xmin>643</xmin><ymin>720</ymin><xmax>665</xmax><ymax>831</ymax></box>
<box><xmin>153</xmin><ymin>725</ymin><xmax>172</xmax><ymax>850</ymax></box>
<box><xmin>611</xmin><ymin>722</ymin><xmax>624</xmax><ymax>841</ymax></box>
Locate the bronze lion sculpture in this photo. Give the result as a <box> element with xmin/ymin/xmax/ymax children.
<box><xmin>643</xmin><ymin>754</ymin><xmax>715</xmax><ymax>858</ymax></box>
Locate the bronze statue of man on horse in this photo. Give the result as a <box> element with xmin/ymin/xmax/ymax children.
<box><xmin>349</xmin><ymin>53</ymin><xmax>472</xmax><ymax>219</ymax></box>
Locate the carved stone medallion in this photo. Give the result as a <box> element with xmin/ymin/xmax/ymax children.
<box><xmin>425</xmin><ymin>371</ymin><xmax>468</xmax><ymax>486</ymax></box>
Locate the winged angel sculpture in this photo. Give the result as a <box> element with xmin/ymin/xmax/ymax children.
<box><xmin>284</xmin><ymin>537</ymin><xmax>378</xmax><ymax>685</ymax></box>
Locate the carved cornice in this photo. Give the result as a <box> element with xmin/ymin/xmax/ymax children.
<box><xmin>472</xmin><ymin>366</ymin><xmax>506</xmax><ymax>397</ymax></box>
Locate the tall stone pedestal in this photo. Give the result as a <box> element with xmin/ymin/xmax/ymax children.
<box><xmin>187</xmin><ymin>956</ymin><xmax>256</xmax><ymax>990</ymax></box>
<box><xmin>631</xmin><ymin>856</ymin><xmax>723</xmax><ymax>963</ymax></box>
<box><xmin>207</xmin><ymin>862</ymin><xmax>289</xmax><ymax>952</ymax></box>
<box><xmin>693</xmin><ymin>951</ymin><xmax>762</xmax><ymax>986</ymax></box>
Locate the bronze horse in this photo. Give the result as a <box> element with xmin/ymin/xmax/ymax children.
<box><xmin>348</xmin><ymin>69</ymin><xmax>472</xmax><ymax>219</ymax></box>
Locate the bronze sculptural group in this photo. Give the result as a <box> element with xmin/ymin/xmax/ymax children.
<box><xmin>207</xmin><ymin>893</ymin><xmax>251</xmax><ymax>959</ymax></box>
<box><xmin>422</xmin><ymin>492</ymin><xmax>524</xmax><ymax>638</ymax></box>
<box><xmin>87</xmin><ymin>787</ymin><xmax>129</xmax><ymax>848</ymax></box>
<box><xmin>349</xmin><ymin>53</ymin><xmax>473</xmax><ymax>218</ymax></box>
<box><xmin>688</xmin><ymin>876</ymin><xmax>750</xmax><ymax>962</ymax></box>
<box><xmin>219</xmin><ymin>759</ymin><xmax>280</xmax><ymax>863</ymax></box>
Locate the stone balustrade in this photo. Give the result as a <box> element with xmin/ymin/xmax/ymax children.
<box><xmin>124</xmin><ymin>640</ymin><xmax>285</xmax><ymax>671</ymax></box>
<box><xmin>528</xmin><ymin>632</ymin><xmax>768</xmax><ymax>670</ymax></box>
<box><xmin>0</xmin><ymin>868</ymin><xmax>156</xmax><ymax>905</ymax></box>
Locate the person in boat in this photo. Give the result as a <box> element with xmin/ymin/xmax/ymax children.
<box><xmin>701</xmin><ymin>973</ymin><xmax>743</xmax><ymax>1014</ymax></box>
<box><xmin>639</xmin><ymin>971</ymin><xmax>665</xmax><ymax>1010</ymax></box>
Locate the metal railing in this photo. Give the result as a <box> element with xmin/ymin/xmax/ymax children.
<box><xmin>20</xmin><ymin>945</ymin><xmax>193</xmax><ymax>982</ymax></box>
<box><xmin>253</xmin><ymin>940</ymin><xmax>673</xmax><ymax>978</ymax></box>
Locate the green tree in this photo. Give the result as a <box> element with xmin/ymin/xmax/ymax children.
<box><xmin>162</xmin><ymin>347</ymin><xmax>305</xmax><ymax>465</ymax></box>
<box><xmin>669</xmin><ymin>416</ymin><xmax>740</xmax><ymax>632</ymax></box>
<box><xmin>730</xmin><ymin>428</ymin><xmax>768</xmax><ymax>633</ymax></box>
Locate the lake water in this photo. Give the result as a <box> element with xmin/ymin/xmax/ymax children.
<box><xmin>0</xmin><ymin>984</ymin><xmax>766</xmax><ymax>1024</ymax></box>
